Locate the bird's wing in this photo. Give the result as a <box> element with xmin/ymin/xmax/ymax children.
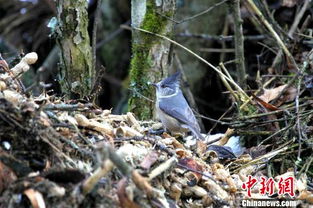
<box><xmin>159</xmin><ymin>92</ymin><xmax>200</xmax><ymax>132</ymax></box>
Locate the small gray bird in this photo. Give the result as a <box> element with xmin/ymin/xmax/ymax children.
<box><xmin>152</xmin><ymin>72</ymin><xmax>204</xmax><ymax>140</ymax></box>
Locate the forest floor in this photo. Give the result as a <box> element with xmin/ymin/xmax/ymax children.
<box><xmin>0</xmin><ymin>52</ymin><xmax>312</xmax><ymax>208</ymax></box>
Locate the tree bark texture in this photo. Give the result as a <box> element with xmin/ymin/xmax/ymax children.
<box><xmin>129</xmin><ymin>0</ymin><xmax>176</xmax><ymax>120</ymax></box>
<box><xmin>56</xmin><ymin>0</ymin><xmax>93</xmax><ymax>98</ymax></box>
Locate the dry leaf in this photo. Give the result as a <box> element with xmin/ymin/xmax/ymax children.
<box><xmin>252</xmin><ymin>94</ymin><xmax>280</xmax><ymax>111</ymax></box>
<box><xmin>139</xmin><ymin>151</ymin><xmax>159</xmax><ymax>170</ymax></box>
<box><xmin>259</xmin><ymin>85</ymin><xmax>287</xmax><ymax>103</ymax></box>
<box><xmin>276</xmin><ymin>86</ymin><xmax>297</xmax><ymax>106</ymax></box>
<box><xmin>178</xmin><ymin>158</ymin><xmax>204</xmax><ymax>184</ymax></box>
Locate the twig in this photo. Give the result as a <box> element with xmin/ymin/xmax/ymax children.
<box><xmin>299</xmin><ymin>154</ymin><xmax>313</xmax><ymax>175</ymax></box>
<box><xmin>231</xmin><ymin>117</ymin><xmax>295</xmax><ymax>128</ymax></box>
<box><xmin>176</xmin><ymin>0</ymin><xmax>228</xmax><ymax>24</ymax></box>
<box><xmin>245</xmin><ymin>0</ymin><xmax>299</xmax><ymax>71</ymax></box>
<box><xmin>43</xmin><ymin>103</ymin><xmax>93</xmax><ymax>111</ymax></box>
<box><xmin>208</xmin><ymin>104</ymin><xmax>234</xmax><ymax>135</ymax></box>
<box><xmin>233</xmin><ymin>144</ymin><xmax>290</xmax><ymax>173</ymax></box>
<box><xmin>229</xmin><ymin>0</ymin><xmax>246</xmax><ymax>89</ymax></box>
<box><xmin>82</xmin><ymin>154</ymin><xmax>112</xmax><ymax>195</ymax></box>
<box><xmin>271</xmin><ymin>50</ymin><xmax>312</xmax><ymax>104</ymax></box>
<box><xmin>83</xmin><ymin>144</ymin><xmax>166</xmax><ymax>202</ymax></box>
<box><xmin>148</xmin><ymin>156</ymin><xmax>177</xmax><ymax>181</ymax></box>
<box><xmin>295</xmin><ymin>62</ymin><xmax>309</xmax><ymax>164</ymax></box>
<box><xmin>47</xmin><ymin>126</ymin><xmax>95</xmax><ymax>160</ymax></box>
<box><xmin>218</xmin><ymin>63</ymin><xmax>240</xmax><ymax>102</ymax></box>
<box><xmin>92</xmin><ymin>0</ymin><xmax>102</xmax><ymax>83</ymax></box>
<box><xmin>90</xmin><ymin>65</ymin><xmax>106</xmax><ymax>100</ymax></box>
<box><xmin>157</xmin><ymin>0</ymin><xmax>228</xmax><ymax>25</ymax></box>
<box><xmin>258</xmin><ymin>125</ymin><xmax>293</xmax><ymax>146</ymax></box>
<box><xmin>199</xmin><ymin>48</ymin><xmax>235</xmax><ymax>53</ymax></box>
<box><xmin>115</xmin><ymin>136</ymin><xmax>175</xmax><ymax>156</ymax></box>
<box><xmin>0</xmin><ymin>110</ymin><xmax>26</xmax><ymax>130</ymax></box>
<box><xmin>288</xmin><ymin>0</ymin><xmax>310</xmax><ymax>38</ymax></box>
<box><xmin>39</xmin><ymin>130</ymin><xmax>77</xmax><ymax>167</ymax></box>
<box><xmin>129</xmin><ymin>87</ymin><xmax>154</xmax><ymax>102</ymax></box>
<box><xmin>96</xmin><ymin>20</ymin><xmax>130</xmax><ymax>49</ymax></box>
<box><xmin>235</xmin><ymin>130</ymin><xmax>273</xmax><ymax>136</ymax></box>
<box><xmin>257</xmin><ymin>42</ymin><xmax>278</xmax><ymax>55</ymax></box>
<box><xmin>195</xmin><ymin>113</ymin><xmax>230</xmax><ymax>125</ymax></box>
<box><xmin>176</xmin><ymin>33</ymin><xmax>266</xmax><ymax>42</ymax></box>
<box><xmin>220</xmin><ymin>17</ymin><xmax>230</xmax><ymax>62</ymax></box>
<box><xmin>271</xmin><ymin>0</ymin><xmax>310</xmax><ymax>69</ymax></box>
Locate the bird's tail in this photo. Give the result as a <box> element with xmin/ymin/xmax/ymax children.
<box><xmin>189</xmin><ymin>127</ymin><xmax>205</xmax><ymax>140</ymax></box>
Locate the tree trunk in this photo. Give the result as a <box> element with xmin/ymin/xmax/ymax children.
<box><xmin>129</xmin><ymin>0</ymin><xmax>176</xmax><ymax>120</ymax></box>
<box><xmin>175</xmin><ymin>0</ymin><xmax>227</xmax><ymax>93</ymax></box>
<box><xmin>56</xmin><ymin>0</ymin><xmax>93</xmax><ymax>98</ymax></box>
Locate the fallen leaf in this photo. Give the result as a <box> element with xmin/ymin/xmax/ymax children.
<box><xmin>178</xmin><ymin>158</ymin><xmax>204</xmax><ymax>185</ymax></box>
<box><xmin>252</xmin><ymin>94</ymin><xmax>280</xmax><ymax>111</ymax></box>
<box><xmin>259</xmin><ymin>85</ymin><xmax>287</xmax><ymax>103</ymax></box>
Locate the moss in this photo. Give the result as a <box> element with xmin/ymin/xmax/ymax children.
<box><xmin>128</xmin><ymin>46</ymin><xmax>152</xmax><ymax>119</ymax></box>
<box><xmin>140</xmin><ymin>2</ymin><xmax>168</xmax><ymax>46</ymax></box>
<box><xmin>128</xmin><ymin>1</ymin><xmax>171</xmax><ymax>120</ymax></box>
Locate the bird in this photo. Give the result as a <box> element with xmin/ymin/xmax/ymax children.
<box><xmin>151</xmin><ymin>72</ymin><xmax>204</xmax><ymax>140</ymax></box>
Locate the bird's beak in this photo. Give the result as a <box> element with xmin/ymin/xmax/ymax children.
<box><xmin>150</xmin><ymin>83</ymin><xmax>157</xmax><ymax>88</ymax></box>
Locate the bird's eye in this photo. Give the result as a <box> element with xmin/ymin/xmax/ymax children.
<box><xmin>161</xmin><ymin>84</ymin><xmax>165</xmax><ymax>88</ymax></box>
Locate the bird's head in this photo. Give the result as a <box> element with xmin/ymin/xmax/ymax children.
<box><xmin>151</xmin><ymin>72</ymin><xmax>181</xmax><ymax>98</ymax></box>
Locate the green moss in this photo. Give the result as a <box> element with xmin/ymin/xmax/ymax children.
<box><xmin>142</xmin><ymin>4</ymin><xmax>165</xmax><ymax>33</ymax></box>
<box><xmin>128</xmin><ymin>1</ymin><xmax>171</xmax><ymax>120</ymax></box>
<box><xmin>140</xmin><ymin>2</ymin><xmax>168</xmax><ymax>46</ymax></box>
<box><xmin>128</xmin><ymin>46</ymin><xmax>152</xmax><ymax>119</ymax></box>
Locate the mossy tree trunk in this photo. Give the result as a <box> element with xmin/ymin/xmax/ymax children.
<box><xmin>129</xmin><ymin>0</ymin><xmax>176</xmax><ymax>120</ymax></box>
<box><xmin>56</xmin><ymin>0</ymin><xmax>93</xmax><ymax>98</ymax></box>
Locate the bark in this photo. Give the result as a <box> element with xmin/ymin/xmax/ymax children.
<box><xmin>129</xmin><ymin>0</ymin><xmax>176</xmax><ymax>120</ymax></box>
<box><xmin>56</xmin><ymin>0</ymin><xmax>93</xmax><ymax>98</ymax></box>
